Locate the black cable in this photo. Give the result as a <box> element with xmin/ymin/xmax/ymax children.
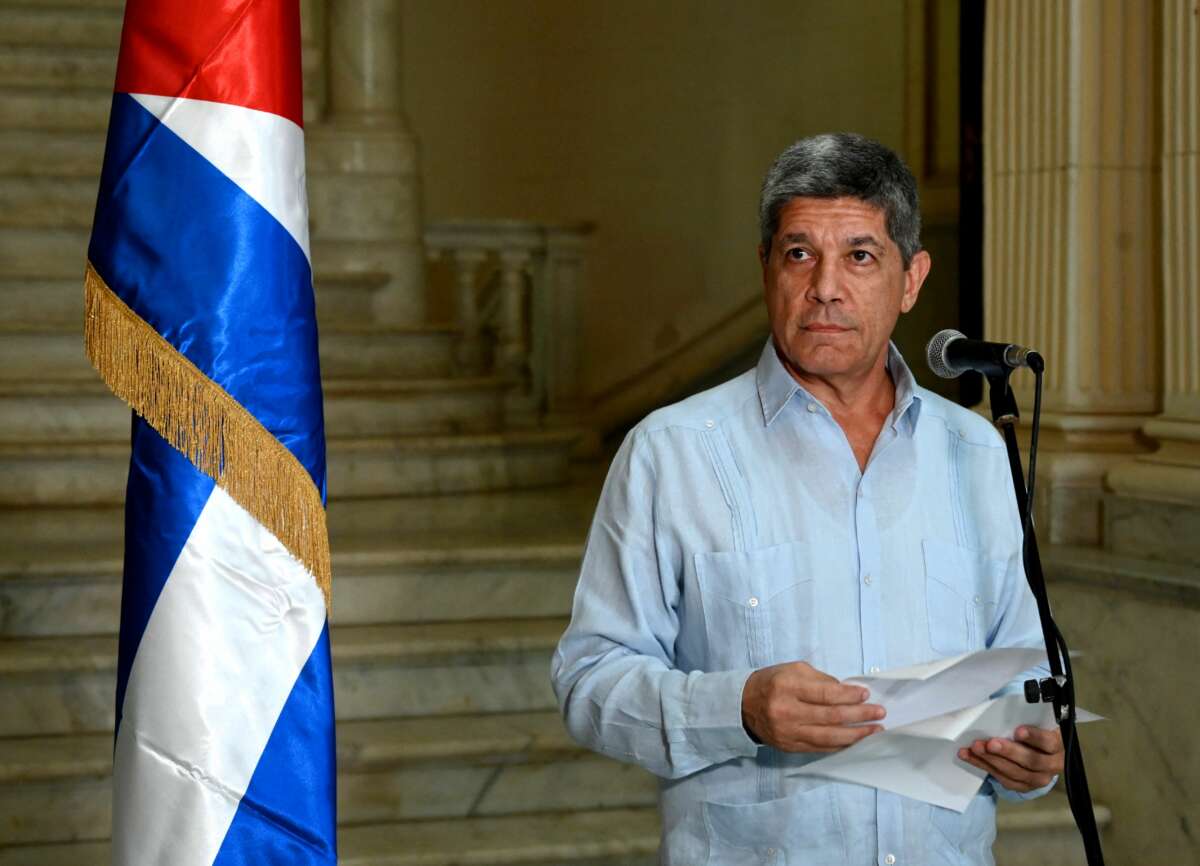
<box><xmin>1022</xmin><ymin>361</ymin><xmax>1097</xmax><ymax>856</ymax></box>
<box><xmin>1023</xmin><ymin>359</ymin><xmax>1044</xmax><ymax>538</ymax></box>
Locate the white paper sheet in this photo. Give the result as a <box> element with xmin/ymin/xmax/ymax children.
<box><xmin>788</xmin><ymin>649</ymin><xmax>1102</xmax><ymax>811</ymax></box>
<box><xmin>846</xmin><ymin>646</ymin><xmax>1048</xmax><ymax>730</ymax></box>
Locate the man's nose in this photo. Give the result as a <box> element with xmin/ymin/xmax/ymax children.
<box><xmin>807</xmin><ymin>257</ymin><xmax>843</xmax><ymax>303</ymax></box>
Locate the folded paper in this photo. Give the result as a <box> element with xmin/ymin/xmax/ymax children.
<box><xmin>790</xmin><ymin>649</ymin><xmax>1102</xmax><ymax>811</ymax></box>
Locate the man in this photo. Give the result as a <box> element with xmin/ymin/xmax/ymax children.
<box><xmin>551</xmin><ymin>133</ymin><xmax>1064</xmax><ymax>865</ymax></box>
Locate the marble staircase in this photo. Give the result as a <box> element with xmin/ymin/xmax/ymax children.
<box><xmin>0</xmin><ymin>0</ymin><xmax>634</xmax><ymax>862</ymax></box>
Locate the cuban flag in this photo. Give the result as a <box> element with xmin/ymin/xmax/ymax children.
<box><xmin>83</xmin><ymin>1</ymin><xmax>337</xmax><ymax>863</ymax></box>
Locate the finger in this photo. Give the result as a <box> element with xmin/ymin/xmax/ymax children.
<box><xmin>805</xmin><ymin>702</ymin><xmax>886</xmax><ymax>726</ymax></box>
<box><xmin>1014</xmin><ymin>725</ymin><xmax>1063</xmax><ymax>755</ymax></box>
<box><xmin>796</xmin><ymin>679</ymin><xmax>871</xmax><ymax>706</ymax></box>
<box><xmin>794</xmin><ymin>663</ymin><xmax>838</xmax><ymax>683</ymax></box>
<box><xmin>968</xmin><ymin>741</ymin><xmax>1055</xmax><ymax>787</ymax></box>
<box><xmin>790</xmin><ymin>723</ymin><xmax>883</xmax><ymax>750</ymax></box>
<box><xmin>956</xmin><ymin>750</ymin><xmax>1034</xmax><ymax>792</ymax></box>
<box><xmin>984</xmin><ymin>736</ymin><xmax>1063</xmax><ymax>775</ymax></box>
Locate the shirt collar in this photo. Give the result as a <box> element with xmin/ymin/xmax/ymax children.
<box><xmin>755</xmin><ymin>338</ymin><xmax>924</xmax><ymax>433</ymax></box>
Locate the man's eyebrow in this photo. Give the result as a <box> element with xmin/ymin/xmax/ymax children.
<box><xmin>846</xmin><ymin>234</ymin><xmax>887</xmax><ymax>252</ymax></box>
<box><xmin>779</xmin><ymin>232</ymin><xmax>811</xmax><ymax>245</ymax></box>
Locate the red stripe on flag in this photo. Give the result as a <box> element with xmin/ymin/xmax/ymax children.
<box><xmin>114</xmin><ymin>0</ymin><xmax>303</xmax><ymax>128</ymax></box>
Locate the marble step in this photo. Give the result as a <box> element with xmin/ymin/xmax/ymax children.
<box><xmin>0</xmin><ymin>617</ymin><xmax>568</xmax><ymax>737</ymax></box>
<box><xmin>0</xmin><ymin>130</ymin><xmax>106</xmax><ymax>178</ymax></box>
<box><xmin>0</xmin><ymin>176</ymin><xmax>98</xmax><ymax>228</ymax></box>
<box><xmin>0</xmin><ymin>271</ymin><xmax>419</xmax><ymax>335</ymax></box>
<box><xmin>0</xmin><ymin>5</ymin><xmax>124</xmax><ymax>50</ymax></box>
<box><xmin>0</xmin><ymin>45</ymin><xmax>116</xmax><ymax>91</ymax></box>
<box><xmin>0</xmin><ymin>329</ymin><xmax>458</xmax><ymax>383</ymax></box>
<box><xmin>993</xmin><ymin>795</ymin><xmax>1113</xmax><ymax>866</ymax></box>
<box><xmin>0</xmin><ymin>88</ymin><xmax>111</xmax><ymax>133</ymax></box>
<box><xmin>0</xmin><ymin>808</ymin><xmax>662</xmax><ymax>866</ymax></box>
<box><xmin>0</xmin><ymin>533</ymin><xmax>583</xmax><ymax>638</ymax></box>
<box><xmin>0</xmin><ymin>712</ymin><xmax>658</xmax><ymax>846</ymax></box>
<box><xmin>0</xmin><ymin>792</ymin><xmax>1114</xmax><ymax>866</ymax></box>
<box><xmin>0</xmin><ymin>427</ymin><xmax>579</xmax><ymax>505</ymax></box>
<box><xmin>0</xmin><ymin>465</ymin><xmax>601</xmax><ymax>553</ymax></box>
<box><xmin>0</xmin><ymin>228</ymin><xmax>88</xmax><ymax>278</ymax></box>
<box><xmin>0</xmin><ymin>377</ymin><xmax>507</xmax><ymax>445</ymax></box>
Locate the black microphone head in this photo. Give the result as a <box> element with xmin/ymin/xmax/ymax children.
<box><xmin>926</xmin><ymin>329</ymin><xmax>965</xmax><ymax>379</ymax></box>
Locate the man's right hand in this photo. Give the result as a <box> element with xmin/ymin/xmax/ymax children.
<box><xmin>741</xmin><ymin>661</ymin><xmax>886</xmax><ymax>752</ymax></box>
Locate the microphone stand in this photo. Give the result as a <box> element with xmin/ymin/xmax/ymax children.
<box><xmin>986</xmin><ymin>362</ymin><xmax>1106</xmax><ymax>865</ymax></box>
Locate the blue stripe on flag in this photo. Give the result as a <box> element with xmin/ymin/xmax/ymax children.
<box><xmin>88</xmin><ymin>94</ymin><xmax>327</xmax><ymax>502</ymax></box>
<box><xmin>212</xmin><ymin>623</ymin><xmax>338</xmax><ymax>865</ymax></box>
<box><xmin>115</xmin><ymin>415</ymin><xmax>215</xmax><ymax>736</ymax></box>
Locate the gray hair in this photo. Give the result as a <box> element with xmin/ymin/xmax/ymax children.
<box><xmin>759</xmin><ymin>133</ymin><xmax>922</xmax><ymax>268</ymax></box>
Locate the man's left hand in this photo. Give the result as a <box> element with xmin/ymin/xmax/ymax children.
<box><xmin>956</xmin><ymin>725</ymin><xmax>1064</xmax><ymax>793</ymax></box>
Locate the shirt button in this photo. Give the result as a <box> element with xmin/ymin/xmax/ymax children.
<box><xmin>974</xmin><ymin>595</ymin><xmax>982</xmax><ymax>604</ymax></box>
<box><xmin>766</xmin><ymin>849</ymin><xmax>776</xmax><ymax>856</ymax></box>
<box><xmin>806</xmin><ymin>402</ymin><xmax>818</xmax><ymax>413</ymax></box>
<box><xmin>748</xmin><ymin>597</ymin><xmax>759</xmax><ymax>608</ymax></box>
<box><xmin>885</xmin><ymin>855</ymin><xmax>896</xmax><ymax>865</ymax></box>
<box><xmin>869</xmin><ymin>665</ymin><xmax>881</xmax><ymax>674</ymax></box>
<box><xmin>705</xmin><ymin>419</ymin><xmax>714</xmax><ymax>428</ymax></box>
<box><xmin>863</xmin><ymin>574</ymin><xmax>872</xmax><ymax>586</ymax></box>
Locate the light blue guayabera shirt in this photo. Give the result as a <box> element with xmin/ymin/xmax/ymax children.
<box><xmin>552</xmin><ymin>339</ymin><xmax>1052</xmax><ymax>866</ymax></box>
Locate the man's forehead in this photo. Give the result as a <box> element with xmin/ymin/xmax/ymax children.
<box><xmin>775</xmin><ymin>196</ymin><xmax>891</xmax><ymax>244</ymax></box>
<box><xmin>776</xmin><ymin>195</ymin><xmax>887</xmax><ymax>227</ymax></box>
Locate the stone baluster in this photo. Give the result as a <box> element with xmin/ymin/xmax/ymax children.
<box><xmin>540</xmin><ymin>228</ymin><xmax>587</xmax><ymax>422</ymax></box>
<box><xmin>496</xmin><ymin>250</ymin><xmax>532</xmax><ymax>380</ymax></box>
<box><xmin>1106</xmin><ymin>0</ymin><xmax>1200</xmax><ymax>565</ymax></box>
<box><xmin>306</xmin><ymin>0</ymin><xmax>425</xmax><ymax>324</ymax></box>
<box><xmin>451</xmin><ymin>249</ymin><xmax>488</xmax><ymax>376</ymax></box>
<box><xmin>983</xmin><ymin>0</ymin><xmax>1160</xmax><ymax>544</ymax></box>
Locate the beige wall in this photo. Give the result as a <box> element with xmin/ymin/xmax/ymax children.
<box><xmin>401</xmin><ymin>0</ymin><xmax>917</xmax><ymax>398</ymax></box>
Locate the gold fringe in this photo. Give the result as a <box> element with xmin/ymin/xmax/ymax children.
<box><xmin>83</xmin><ymin>262</ymin><xmax>332</xmax><ymax>610</ymax></box>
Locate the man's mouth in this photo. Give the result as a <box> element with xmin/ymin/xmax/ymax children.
<box><xmin>804</xmin><ymin>324</ymin><xmax>851</xmax><ymax>333</ymax></box>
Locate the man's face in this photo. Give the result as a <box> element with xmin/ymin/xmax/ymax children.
<box><xmin>761</xmin><ymin>196</ymin><xmax>930</xmax><ymax>384</ymax></box>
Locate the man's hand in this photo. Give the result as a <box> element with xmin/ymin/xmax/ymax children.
<box><xmin>741</xmin><ymin>661</ymin><xmax>885</xmax><ymax>752</ymax></box>
<box><xmin>956</xmin><ymin>725</ymin><xmax>1064</xmax><ymax>793</ymax></box>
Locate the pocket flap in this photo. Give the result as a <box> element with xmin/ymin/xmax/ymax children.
<box><xmin>694</xmin><ymin>541</ymin><xmax>812</xmax><ymax>605</ymax></box>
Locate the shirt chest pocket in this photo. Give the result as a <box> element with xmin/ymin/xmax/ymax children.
<box><xmin>694</xmin><ymin>541</ymin><xmax>817</xmax><ymax>672</ymax></box>
<box><xmin>922</xmin><ymin>537</ymin><xmax>1006</xmax><ymax>656</ymax></box>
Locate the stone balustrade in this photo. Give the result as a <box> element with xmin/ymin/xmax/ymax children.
<box><xmin>424</xmin><ymin>220</ymin><xmax>592</xmax><ymax>428</ymax></box>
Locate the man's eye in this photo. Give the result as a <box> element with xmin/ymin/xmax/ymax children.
<box><xmin>850</xmin><ymin>250</ymin><xmax>874</xmax><ymax>263</ymax></box>
<box><xmin>785</xmin><ymin>248</ymin><xmax>810</xmax><ymax>262</ymax></box>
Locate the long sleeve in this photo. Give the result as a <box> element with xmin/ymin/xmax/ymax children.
<box><xmin>550</xmin><ymin>430</ymin><xmax>760</xmax><ymax>780</ymax></box>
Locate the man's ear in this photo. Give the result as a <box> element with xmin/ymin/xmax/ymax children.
<box><xmin>900</xmin><ymin>249</ymin><xmax>932</xmax><ymax>313</ymax></box>
<box><xmin>758</xmin><ymin>244</ymin><xmax>769</xmax><ymax>287</ymax></box>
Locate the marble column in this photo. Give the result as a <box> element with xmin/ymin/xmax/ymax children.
<box><xmin>1106</xmin><ymin>0</ymin><xmax>1200</xmax><ymax>565</ymax></box>
<box><xmin>298</xmin><ymin>0</ymin><xmax>326</xmax><ymax>124</ymax></box>
<box><xmin>983</xmin><ymin>0</ymin><xmax>1160</xmax><ymax>544</ymax></box>
<box><xmin>305</xmin><ymin>0</ymin><xmax>426</xmax><ymax>324</ymax></box>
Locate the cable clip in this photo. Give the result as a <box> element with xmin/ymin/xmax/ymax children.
<box><xmin>1023</xmin><ymin>674</ymin><xmax>1067</xmax><ymax>707</ymax></box>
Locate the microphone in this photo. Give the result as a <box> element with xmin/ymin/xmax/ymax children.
<box><xmin>925</xmin><ymin>329</ymin><xmax>1042</xmax><ymax>379</ymax></box>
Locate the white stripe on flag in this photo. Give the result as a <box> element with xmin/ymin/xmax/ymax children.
<box><xmin>112</xmin><ymin>486</ymin><xmax>327</xmax><ymax>866</ymax></box>
<box><xmin>131</xmin><ymin>93</ymin><xmax>311</xmax><ymax>263</ymax></box>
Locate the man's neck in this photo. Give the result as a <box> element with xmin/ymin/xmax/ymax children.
<box><xmin>775</xmin><ymin>343</ymin><xmax>897</xmax><ymax>472</ymax></box>
<box><xmin>775</xmin><ymin>343</ymin><xmax>896</xmax><ymax>419</ymax></box>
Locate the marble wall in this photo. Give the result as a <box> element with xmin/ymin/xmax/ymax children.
<box><xmin>397</xmin><ymin>0</ymin><xmax>917</xmax><ymax>399</ymax></box>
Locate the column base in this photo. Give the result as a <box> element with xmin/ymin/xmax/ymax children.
<box><xmin>1011</xmin><ymin>412</ymin><xmax>1152</xmax><ymax>546</ymax></box>
<box><xmin>1105</xmin><ymin>418</ymin><xmax>1200</xmax><ymax>566</ymax></box>
<box><xmin>305</xmin><ymin>123</ymin><xmax>426</xmax><ymax>326</ymax></box>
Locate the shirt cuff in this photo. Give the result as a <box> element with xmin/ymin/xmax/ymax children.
<box><xmin>681</xmin><ymin>668</ymin><xmax>761</xmax><ymax>763</ymax></box>
<box><xmin>988</xmin><ymin>774</ymin><xmax>1058</xmax><ymax>801</ymax></box>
